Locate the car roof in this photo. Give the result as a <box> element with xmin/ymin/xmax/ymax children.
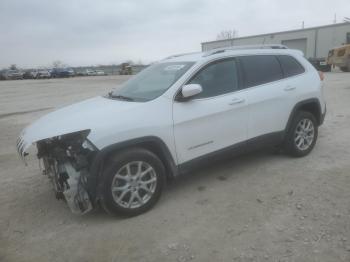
<box><xmin>162</xmin><ymin>46</ymin><xmax>304</xmax><ymax>63</ymax></box>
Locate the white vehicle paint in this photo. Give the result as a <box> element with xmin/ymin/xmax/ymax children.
<box><xmin>16</xmin><ymin>45</ymin><xmax>326</xmax><ymax>215</ymax></box>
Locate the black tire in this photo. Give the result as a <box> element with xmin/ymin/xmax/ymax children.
<box><xmin>322</xmin><ymin>65</ymin><xmax>331</xmax><ymax>72</ymax></box>
<box><xmin>100</xmin><ymin>148</ymin><xmax>165</xmax><ymax>217</ymax></box>
<box><xmin>340</xmin><ymin>66</ymin><xmax>349</xmax><ymax>72</ymax></box>
<box><xmin>284</xmin><ymin>111</ymin><xmax>318</xmax><ymax>157</ymax></box>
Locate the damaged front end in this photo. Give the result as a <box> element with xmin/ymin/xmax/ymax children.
<box><xmin>33</xmin><ymin>130</ymin><xmax>97</xmax><ymax>214</ymax></box>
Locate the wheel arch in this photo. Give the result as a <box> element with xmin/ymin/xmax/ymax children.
<box><xmin>88</xmin><ymin>136</ymin><xmax>178</xmax><ymax>202</ymax></box>
<box><xmin>285</xmin><ymin>98</ymin><xmax>322</xmax><ymax>134</ymax></box>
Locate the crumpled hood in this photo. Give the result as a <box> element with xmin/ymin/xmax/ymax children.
<box><xmin>16</xmin><ymin>96</ymin><xmax>142</xmax><ymax>156</ymax></box>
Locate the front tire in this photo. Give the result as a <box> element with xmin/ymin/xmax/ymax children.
<box><xmin>100</xmin><ymin>148</ymin><xmax>165</xmax><ymax>217</ymax></box>
<box><xmin>284</xmin><ymin>111</ymin><xmax>318</xmax><ymax>157</ymax></box>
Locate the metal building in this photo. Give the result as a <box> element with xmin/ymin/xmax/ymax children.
<box><xmin>201</xmin><ymin>23</ymin><xmax>350</xmax><ymax>60</ymax></box>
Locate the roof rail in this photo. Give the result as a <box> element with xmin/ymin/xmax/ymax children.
<box><xmin>203</xmin><ymin>44</ymin><xmax>288</xmax><ymax>57</ymax></box>
<box><xmin>164</xmin><ymin>52</ymin><xmax>201</xmax><ymax>60</ymax></box>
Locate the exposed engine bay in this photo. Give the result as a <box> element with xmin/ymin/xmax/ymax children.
<box><xmin>36</xmin><ymin>131</ymin><xmax>97</xmax><ymax>214</ymax></box>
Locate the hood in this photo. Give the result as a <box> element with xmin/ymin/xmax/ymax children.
<box><xmin>16</xmin><ymin>96</ymin><xmax>143</xmax><ymax>157</ymax></box>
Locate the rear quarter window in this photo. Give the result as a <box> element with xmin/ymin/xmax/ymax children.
<box><xmin>239</xmin><ymin>55</ymin><xmax>283</xmax><ymax>88</ymax></box>
<box><xmin>277</xmin><ymin>55</ymin><xmax>305</xmax><ymax>78</ymax></box>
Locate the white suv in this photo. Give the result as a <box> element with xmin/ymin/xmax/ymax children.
<box><xmin>17</xmin><ymin>45</ymin><xmax>326</xmax><ymax>216</ymax></box>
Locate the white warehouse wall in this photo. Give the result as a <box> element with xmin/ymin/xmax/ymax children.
<box><xmin>202</xmin><ymin>23</ymin><xmax>350</xmax><ymax>59</ymax></box>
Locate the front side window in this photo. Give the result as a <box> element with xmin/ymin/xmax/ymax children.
<box><xmin>187</xmin><ymin>59</ymin><xmax>239</xmax><ymax>99</ymax></box>
<box><xmin>277</xmin><ymin>55</ymin><xmax>305</xmax><ymax>77</ymax></box>
<box><xmin>239</xmin><ymin>55</ymin><xmax>283</xmax><ymax>88</ymax></box>
<box><xmin>110</xmin><ymin>62</ymin><xmax>194</xmax><ymax>102</ymax></box>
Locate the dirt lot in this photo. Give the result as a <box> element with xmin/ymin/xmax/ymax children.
<box><xmin>0</xmin><ymin>74</ymin><xmax>350</xmax><ymax>262</ymax></box>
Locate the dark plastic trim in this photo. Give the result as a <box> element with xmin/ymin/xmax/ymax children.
<box><xmin>87</xmin><ymin>136</ymin><xmax>178</xmax><ymax>202</ymax></box>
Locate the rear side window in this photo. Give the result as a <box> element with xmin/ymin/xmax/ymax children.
<box><xmin>239</xmin><ymin>55</ymin><xmax>283</xmax><ymax>88</ymax></box>
<box><xmin>188</xmin><ymin>59</ymin><xmax>239</xmax><ymax>98</ymax></box>
<box><xmin>277</xmin><ymin>55</ymin><xmax>305</xmax><ymax>77</ymax></box>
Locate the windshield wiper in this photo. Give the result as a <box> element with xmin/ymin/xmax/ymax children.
<box><xmin>108</xmin><ymin>92</ymin><xmax>134</xmax><ymax>101</ymax></box>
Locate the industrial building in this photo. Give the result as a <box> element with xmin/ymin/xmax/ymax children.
<box><xmin>201</xmin><ymin>22</ymin><xmax>350</xmax><ymax>60</ymax></box>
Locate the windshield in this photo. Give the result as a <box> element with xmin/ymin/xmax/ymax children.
<box><xmin>109</xmin><ymin>62</ymin><xmax>194</xmax><ymax>102</ymax></box>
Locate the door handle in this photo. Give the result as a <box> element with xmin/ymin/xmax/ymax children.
<box><xmin>284</xmin><ymin>86</ymin><xmax>296</xmax><ymax>91</ymax></box>
<box><xmin>229</xmin><ymin>98</ymin><xmax>245</xmax><ymax>105</ymax></box>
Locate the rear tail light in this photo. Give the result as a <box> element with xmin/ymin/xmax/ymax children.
<box><xmin>318</xmin><ymin>71</ymin><xmax>324</xmax><ymax>81</ymax></box>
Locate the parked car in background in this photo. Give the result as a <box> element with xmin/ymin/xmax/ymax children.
<box><xmin>95</xmin><ymin>70</ymin><xmax>106</xmax><ymax>76</ymax></box>
<box><xmin>37</xmin><ymin>70</ymin><xmax>51</xmax><ymax>79</ymax></box>
<box><xmin>3</xmin><ymin>70</ymin><xmax>23</xmax><ymax>80</ymax></box>
<box><xmin>51</xmin><ymin>68</ymin><xmax>67</xmax><ymax>78</ymax></box>
<box><xmin>17</xmin><ymin>45</ymin><xmax>326</xmax><ymax>217</ymax></box>
<box><xmin>51</xmin><ymin>68</ymin><xmax>74</xmax><ymax>78</ymax></box>
<box><xmin>67</xmin><ymin>68</ymin><xmax>75</xmax><ymax>77</ymax></box>
<box><xmin>0</xmin><ymin>70</ymin><xmax>6</xmax><ymax>80</ymax></box>
<box><xmin>327</xmin><ymin>44</ymin><xmax>350</xmax><ymax>72</ymax></box>
<box><xmin>28</xmin><ymin>70</ymin><xmax>39</xmax><ymax>79</ymax></box>
<box><xmin>22</xmin><ymin>71</ymin><xmax>34</xmax><ymax>79</ymax></box>
<box><xmin>85</xmin><ymin>69</ymin><xmax>96</xmax><ymax>76</ymax></box>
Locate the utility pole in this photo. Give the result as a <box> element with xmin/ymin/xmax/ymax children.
<box><xmin>334</xmin><ymin>13</ymin><xmax>337</xmax><ymax>24</ymax></box>
<box><xmin>302</xmin><ymin>21</ymin><xmax>305</xmax><ymax>29</ymax></box>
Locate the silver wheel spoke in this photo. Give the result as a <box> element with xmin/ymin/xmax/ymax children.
<box><xmin>126</xmin><ymin>163</ymin><xmax>131</xmax><ymax>176</ymax></box>
<box><xmin>112</xmin><ymin>184</ymin><xmax>129</xmax><ymax>193</ymax></box>
<box><xmin>140</xmin><ymin>177</ymin><xmax>156</xmax><ymax>185</ymax></box>
<box><xmin>116</xmin><ymin>188</ymin><xmax>130</xmax><ymax>202</ymax></box>
<box><xmin>297</xmin><ymin>138</ymin><xmax>304</xmax><ymax>147</ymax></box>
<box><xmin>114</xmin><ymin>174</ymin><xmax>128</xmax><ymax>181</ymax></box>
<box><xmin>140</xmin><ymin>167</ymin><xmax>153</xmax><ymax>178</ymax></box>
<box><xmin>134</xmin><ymin>191</ymin><xmax>143</xmax><ymax>205</ymax></box>
<box><xmin>137</xmin><ymin>161</ymin><xmax>142</xmax><ymax>174</ymax></box>
<box><xmin>128</xmin><ymin>193</ymin><xmax>135</xmax><ymax>207</ymax></box>
<box><xmin>295</xmin><ymin>135</ymin><xmax>302</xmax><ymax>142</ymax></box>
<box><xmin>140</xmin><ymin>185</ymin><xmax>152</xmax><ymax>195</ymax></box>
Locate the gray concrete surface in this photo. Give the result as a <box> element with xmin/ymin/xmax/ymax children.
<box><xmin>0</xmin><ymin>74</ymin><xmax>349</xmax><ymax>262</ymax></box>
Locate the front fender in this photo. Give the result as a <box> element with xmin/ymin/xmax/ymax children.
<box><xmin>87</xmin><ymin>136</ymin><xmax>178</xmax><ymax>202</ymax></box>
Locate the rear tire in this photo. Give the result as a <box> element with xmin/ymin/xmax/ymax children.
<box><xmin>284</xmin><ymin>111</ymin><xmax>318</xmax><ymax>157</ymax></box>
<box><xmin>322</xmin><ymin>65</ymin><xmax>331</xmax><ymax>72</ymax></box>
<box><xmin>340</xmin><ymin>66</ymin><xmax>349</xmax><ymax>72</ymax></box>
<box><xmin>100</xmin><ymin>148</ymin><xmax>165</xmax><ymax>217</ymax></box>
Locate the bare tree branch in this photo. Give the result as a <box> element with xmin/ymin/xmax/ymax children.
<box><xmin>216</xmin><ymin>29</ymin><xmax>238</xmax><ymax>40</ymax></box>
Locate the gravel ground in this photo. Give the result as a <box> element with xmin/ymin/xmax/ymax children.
<box><xmin>0</xmin><ymin>73</ymin><xmax>349</xmax><ymax>262</ymax></box>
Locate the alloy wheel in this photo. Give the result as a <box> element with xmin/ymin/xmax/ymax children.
<box><xmin>294</xmin><ymin>118</ymin><xmax>315</xmax><ymax>151</ymax></box>
<box><xmin>111</xmin><ymin>161</ymin><xmax>157</xmax><ymax>209</ymax></box>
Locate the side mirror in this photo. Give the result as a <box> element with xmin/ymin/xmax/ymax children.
<box><xmin>180</xmin><ymin>84</ymin><xmax>202</xmax><ymax>100</ymax></box>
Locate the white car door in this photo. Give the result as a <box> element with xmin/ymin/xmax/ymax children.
<box><xmin>172</xmin><ymin>58</ymin><xmax>248</xmax><ymax>164</ymax></box>
<box><xmin>238</xmin><ymin>55</ymin><xmax>296</xmax><ymax>140</ymax></box>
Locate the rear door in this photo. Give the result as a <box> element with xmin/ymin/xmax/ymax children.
<box><xmin>238</xmin><ymin>55</ymin><xmax>290</xmax><ymax>139</ymax></box>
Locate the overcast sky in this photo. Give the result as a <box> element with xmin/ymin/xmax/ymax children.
<box><xmin>1</xmin><ymin>0</ymin><xmax>349</xmax><ymax>68</ymax></box>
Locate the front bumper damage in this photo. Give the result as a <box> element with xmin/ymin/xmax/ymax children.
<box><xmin>16</xmin><ymin>130</ymin><xmax>96</xmax><ymax>215</ymax></box>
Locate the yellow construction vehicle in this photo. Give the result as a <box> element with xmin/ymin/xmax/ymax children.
<box><xmin>327</xmin><ymin>44</ymin><xmax>350</xmax><ymax>72</ymax></box>
<box><xmin>119</xmin><ymin>63</ymin><xmax>133</xmax><ymax>75</ymax></box>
